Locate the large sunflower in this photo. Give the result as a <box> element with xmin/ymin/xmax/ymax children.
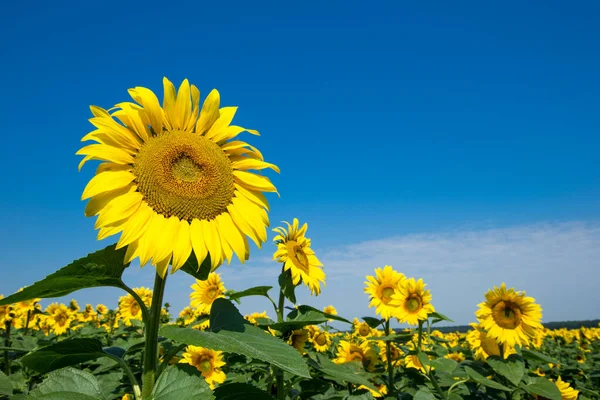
<box><xmin>364</xmin><ymin>266</ymin><xmax>406</xmax><ymax>320</ymax></box>
<box><xmin>475</xmin><ymin>283</ymin><xmax>543</xmax><ymax>347</ymax></box>
<box><xmin>389</xmin><ymin>278</ymin><xmax>435</xmax><ymax>326</ymax></box>
<box><xmin>273</xmin><ymin>218</ymin><xmax>325</xmax><ymax>295</ymax></box>
<box><xmin>78</xmin><ymin>78</ymin><xmax>279</xmax><ymax>277</ymax></box>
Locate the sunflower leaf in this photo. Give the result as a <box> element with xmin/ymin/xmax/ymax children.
<box><xmin>520</xmin><ymin>377</ymin><xmax>561</xmax><ymax>400</ymax></box>
<box><xmin>213</xmin><ymin>383</ymin><xmax>275</xmax><ymax>399</ymax></box>
<box><xmin>180</xmin><ymin>252</ymin><xmax>212</xmax><ymax>281</ymax></box>
<box><xmin>149</xmin><ymin>364</ymin><xmax>214</xmax><ymax>400</ymax></box>
<box><xmin>361</xmin><ymin>317</ymin><xmax>384</xmax><ymax>329</ymax></box>
<box><xmin>278</xmin><ymin>270</ymin><xmax>297</xmax><ymax>304</ymax></box>
<box><xmin>307</xmin><ymin>353</ymin><xmax>377</xmax><ymax>391</ymax></box>
<box><xmin>292</xmin><ymin>305</ymin><xmax>352</xmax><ymax>324</ymax></box>
<box><xmin>28</xmin><ymin>367</ymin><xmax>107</xmax><ymax>400</ymax></box>
<box><xmin>0</xmin><ymin>371</ymin><xmax>12</xmax><ymax>396</ymax></box>
<box><xmin>465</xmin><ymin>366</ymin><xmax>511</xmax><ymax>391</ymax></box>
<box><xmin>486</xmin><ymin>355</ymin><xmax>524</xmax><ymax>386</ymax></box>
<box><xmin>0</xmin><ymin>244</ymin><xmax>129</xmax><ymax>305</ymax></box>
<box><xmin>227</xmin><ymin>286</ymin><xmax>273</xmax><ymax>302</ymax></box>
<box><xmin>521</xmin><ymin>348</ymin><xmax>557</xmax><ymax>364</ymax></box>
<box><xmin>21</xmin><ymin>338</ymin><xmax>109</xmax><ymax>374</ymax></box>
<box><xmin>159</xmin><ymin>324</ymin><xmax>311</xmax><ymax>378</ymax></box>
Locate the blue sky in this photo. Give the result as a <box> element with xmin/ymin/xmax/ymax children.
<box><xmin>0</xmin><ymin>1</ymin><xmax>599</xmax><ymax>326</ymax></box>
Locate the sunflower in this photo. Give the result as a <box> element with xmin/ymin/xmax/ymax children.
<box><xmin>352</xmin><ymin>318</ymin><xmax>376</xmax><ymax>340</ymax></box>
<box><xmin>378</xmin><ymin>340</ymin><xmax>403</xmax><ymax>367</ymax></box>
<box><xmin>364</xmin><ymin>266</ymin><xmax>406</xmax><ymax>320</ymax></box>
<box><xmin>189</xmin><ymin>272</ymin><xmax>226</xmax><ymax>314</ymax></box>
<box><xmin>244</xmin><ymin>311</ymin><xmax>269</xmax><ymax>325</ymax></box>
<box><xmin>554</xmin><ymin>377</ymin><xmax>578</xmax><ymax>400</ymax></box>
<box><xmin>178</xmin><ymin>306</ymin><xmax>197</xmax><ymax>325</ymax></box>
<box><xmin>78</xmin><ymin>77</ymin><xmax>279</xmax><ymax>277</ymax></box>
<box><xmin>0</xmin><ymin>296</ymin><xmax>15</xmax><ymax>326</ymax></box>
<box><xmin>475</xmin><ymin>283</ymin><xmax>543</xmax><ymax>347</ymax></box>
<box><xmin>389</xmin><ymin>278</ymin><xmax>435</xmax><ymax>326</ymax></box>
<box><xmin>307</xmin><ymin>326</ymin><xmax>332</xmax><ymax>352</ymax></box>
<box><xmin>404</xmin><ymin>354</ymin><xmax>433</xmax><ymax>374</ymax></box>
<box><xmin>444</xmin><ymin>352</ymin><xmax>465</xmax><ymax>362</ymax></box>
<box><xmin>357</xmin><ymin>384</ymin><xmax>388</xmax><ymax>398</ymax></box>
<box><xmin>96</xmin><ymin>304</ymin><xmax>108</xmax><ymax>315</ymax></box>
<box><xmin>288</xmin><ymin>329</ymin><xmax>309</xmax><ymax>353</ymax></box>
<box><xmin>323</xmin><ymin>305</ymin><xmax>337</xmax><ymax>321</ymax></box>
<box><xmin>333</xmin><ymin>340</ymin><xmax>378</xmax><ymax>372</ymax></box>
<box><xmin>80</xmin><ymin>304</ymin><xmax>97</xmax><ymax>322</ymax></box>
<box><xmin>466</xmin><ymin>323</ymin><xmax>515</xmax><ymax>360</ymax></box>
<box><xmin>179</xmin><ymin>345</ymin><xmax>226</xmax><ymax>389</ymax></box>
<box><xmin>118</xmin><ymin>287</ymin><xmax>153</xmax><ymax>326</ymax></box>
<box><xmin>45</xmin><ymin>303</ymin><xmax>73</xmax><ymax>335</ymax></box>
<box><xmin>273</xmin><ymin>218</ymin><xmax>325</xmax><ymax>295</ymax></box>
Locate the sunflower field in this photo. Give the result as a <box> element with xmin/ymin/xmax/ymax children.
<box><xmin>0</xmin><ymin>79</ymin><xmax>598</xmax><ymax>400</ymax></box>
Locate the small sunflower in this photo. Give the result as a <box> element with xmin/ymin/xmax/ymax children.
<box><xmin>352</xmin><ymin>318</ymin><xmax>376</xmax><ymax>340</ymax></box>
<box><xmin>307</xmin><ymin>326</ymin><xmax>332</xmax><ymax>352</ymax></box>
<box><xmin>404</xmin><ymin>354</ymin><xmax>433</xmax><ymax>374</ymax></box>
<box><xmin>475</xmin><ymin>283</ymin><xmax>543</xmax><ymax>347</ymax></box>
<box><xmin>45</xmin><ymin>303</ymin><xmax>73</xmax><ymax>335</ymax></box>
<box><xmin>444</xmin><ymin>352</ymin><xmax>466</xmax><ymax>362</ymax></box>
<box><xmin>288</xmin><ymin>329</ymin><xmax>309</xmax><ymax>353</ymax></box>
<box><xmin>364</xmin><ymin>266</ymin><xmax>406</xmax><ymax>320</ymax></box>
<box><xmin>78</xmin><ymin>78</ymin><xmax>279</xmax><ymax>277</ymax></box>
<box><xmin>179</xmin><ymin>345</ymin><xmax>226</xmax><ymax>389</ymax></box>
<box><xmin>118</xmin><ymin>287</ymin><xmax>153</xmax><ymax>326</ymax></box>
<box><xmin>0</xmin><ymin>296</ymin><xmax>15</xmax><ymax>326</ymax></box>
<box><xmin>323</xmin><ymin>305</ymin><xmax>337</xmax><ymax>321</ymax></box>
<box><xmin>554</xmin><ymin>377</ymin><xmax>578</xmax><ymax>400</ymax></box>
<box><xmin>389</xmin><ymin>278</ymin><xmax>435</xmax><ymax>326</ymax></box>
<box><xmin>80</xmin><ymin>304</ymin><xmax>97</xmax><ymax>322</ymax></box>
<box><xmin>178</xmin><ymin>306</ymin><xmax>197</xmax><ymax>325</ymax></box>
<box><xmin>244</xmin><ymin>311</ymin><xmax>269</xmax><ymax>325</ymax></box>
<box><xmin>189</xmin><ymin>272</ymin><xmax>226</xmax><ymax>314</ymax></box>
<box><xmin>273</xmin><ymin>218</ymin><xmax>325</xmax><ymax>295</ymax></box>
<box><xmin>333</xmin><ymin>340</ymin><xmax>378</xmax><ymax>372</ymax></box>
<box><xmin>96</xmin><ymin>304</ymin><xmax>108</xmax><ymax>315</ymax></box>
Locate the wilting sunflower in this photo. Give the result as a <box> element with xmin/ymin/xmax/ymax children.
<box><xmin>554</xmin><ymin>377</ymin><xmax>579</xmax><ymax>400</ymax></box>
<box><xmin>389</xmin><ymin>277</ymin><xmax>435</xmax><ymax>326</ymax></box>
<box><xmin>45</xmin><ymin>303</ymin><xmax>73</xmax><ymax>335</ymax></box>
<box><xmin>273</xmin><ymin>218</ymin><xmax>325</xmax><ymax>295</ymax></box>
<box><xmin>364</xmin><ymin>266</ymin><xmax>406</xmax><ymax>320</ymax></box>
<box><xmin>333</xmin><ymin>340</ymin><xmax>378</xmax><ymax>372</ymax></box>
<box><xmin>179</xmin><ymin>345</ymin><xmax>226</xmax><ymax>389</ymax></box>
<box><xmin>475</xmin><ymin>283</ymin><xmax>543</xmax><ymax>347</ymax></box>
<box><xmin>78</xmin><ymin>77</ymin><xmax>279</xmax><ymax>277</ymax></box>
<box><xmin>189</xmin><ymin>272</ymin><xmax>226</xmax><ymax>314</ymax></box>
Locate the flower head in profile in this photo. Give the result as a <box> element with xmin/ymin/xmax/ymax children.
<box><xmin>78</xmin><ymin>78</ymin><xmax>279</xmax><ymax>277</ymax></box>
<box><xmin>554</xmin><ymin>377</ymin><xmax>578</xmax><ymax>400</ymax></box>
<box><xmin>466</xmin><ymin>323</ymin><xmax>515</xmax><ymax>360</ymax></box>
<box><xmin>333</xmin><ymin>340</ymin><xmax>378</xmax><ymax>372</ymax></box>
<box><xmin>273</xmin><ymin>218</ymin><xmax>325</xmax><ymax>295</ymax></box>
<box><xmin>189</xmin><ymin>273</ymin><xmax>226</xmax><ymax>314</ymax></box>
<box><xmin>118</xmin><ymin>287</ymin><xmax>152</xmax><ymax>326</ymax></box>
<box><xmin>389</xmin><ymin>277</ymin><xmax>435</xmax><ymax>326</ymax></box>
<box><xmin>364</xmin><ymin>266</ymin><xmax>406</xmax><ymax>320</ymax></box>
<box><xmin>475</xmin><ymin>283</ymin><xmax>543</xmax><ymax>347</ymax></box>
<box><xmin>180</xmin><ymin>345</ymin><xmax>226</xmax><ymax>389</ymax></box>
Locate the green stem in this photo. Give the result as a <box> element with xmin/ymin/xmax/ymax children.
<box><xmin>417</xmin><ymin>320</ymin><xmax>424</xmax><ymax>350</ymax></box>
<box><xmin>447</xmin><ymin>379</ymin><xmax>468</xmax><ymax>398</ymax></box>
<box><xmin>141</xmin><ymin>272</ymin><xmax>167</xmax><ymax>399</ymax></box>
<box><xmin>428</xmin><ymin>371</ymin><xmax>446</xmax><ymax>399</ymax></box>
<box><xmin>3</xmin><ymin>322</ymin><xmax>11</xmax><ymax>375</ymax></box>
<box><xmin>23</xmin><ymin>310</ymin><xmax>31</xmax><ymax>336</ymax></box>
<box><xmin>106</xmin><ymin>353</ymin><xmax>142</xmax><ymax>400</ymax></box>
<box><xmin>0</xmin><ymin>346</ymin><xmax>29</xmax><ymax>352</ymax></box>
<box><xmin>157</xmin><ymin>343</ymin><xmax>187</xmax><ymax>377</ymax></box>
<box><xmin>384</xmin><ymin>320</ymin><xmax>394</xmax><ymax>394</ymax></box>
<box><xmin>275</xmin><ymin>288</ymin><xmax>285</xmax><ymax>400</ymax></box>
<box><xmin>266</xmin><ymin>295</ymin><xmax>279</xmax><ymax>318</ymax></box>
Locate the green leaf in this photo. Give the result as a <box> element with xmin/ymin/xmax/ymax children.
<box><xmin>361</xmin><ymin>317</ymin><xmax>383</xmax><ymax>328</ymax></box>
<box><xmin>431</xmin><ymin>357</ymin><xmax>458</xmax><ymax>374</ymax></box>
<box><xmin>414</xmin><ymin>388</ymin><xmax>436</xmax><ymax>400</ymax></box>
<box><xmin>520</xmin><ymin>377</ymin><xmax>561</xmax><ymax>400</ymax></box>
<box><xmin>464</xmin><ymin>366</ymin><xmax>511</xmax><ymax>391</ymax></box>
<box><xmin>149</xmin><ymin>364</ymin><xmax>214</xmax><ymax>400</ymax></box>
<box><xmin>0</xmin><ymin>244</ymin><xmax>128</xmax><ymax>305</ymax></box>
<box><xmin>486</xmin><ymin>355</ymin><xmax>524</xmax><ymax>386</ymax></box>
<box><xmin>0</xmin><ymin>371</ymin><xmax>12</xmax><ymax>396</ymax></box>
<box><xmin>213</xmin><ymin>383</ymin><xmax>275</xmax><ymax>399</ymax></box>
<box><xmin>21</xmin><ymin>338</ymin><xmax>109</xmax><ymax>374</ymax></box>
<box><xmin>278</xmin><ymin>270</ymin><xmax>297</xmax><ymax>304</ymax></box>
<box><xmin>160</xmin><ymin>325</ymin><xmax>311</xmax><ymax>378</ymax></box>
<box><xmin>521</xmin><ymin>348</ymin><xmax>557</xmax><ymax>364</ymax></box>
<box><xmin>28</xmin><ymin>367</ymin><xmax>107</xmax><ymax>400</ymax></box>
<box><xmin>209</xmin><ymin>298</ymin><xmax>248</xmax><ymax>332</ymax></box>
<box><xmin>429</xmin><ymin>312</ymin><xmax>453</xmax><ymax>323</ymax></box>
<box><xmin>291</xmin><ymin>305</ymin><xmax>351</xmax><ymax>324</ymax></box>
<box><xmin>309</xmin><ymin>353</ymin><xmax>376</xmax><ymax>391</ymax></box>
<box><xmin>228</xmin><ymin>286</ymin><xmax>273</xmax><ymax>302</ymax></box>
<box><xmin>180</xmin><ymin>252</ymin><xmax>211</xmax><ymax>281</ymax></box>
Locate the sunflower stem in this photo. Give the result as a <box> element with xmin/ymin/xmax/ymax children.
<box><xmin>106</xmin><ymin>352</ymin><xmax>142</xmax><ymax>400</ymax></box>
<box><xmin>141</xmin><ymin>272</ymin><xmax>167</xmax><ymax>399</ymax></box>
<box><xmin>417</xmin><ymin>320</ymin><xmax>424</xmax><ymax>350</ymax></box>
<box><xmin>384</xmin><ymin>319</ymin><xmax>395</xmax><ymax>394</ymax></box>
<box><xmin>123</xmin><ymin>283</ymin><xmax>150</xmax><ymax>326</ymax></box>
<box><xmin>275</xmin><ymin>287</ymin><xmax>286</xmax><ymax>400</ymax></box>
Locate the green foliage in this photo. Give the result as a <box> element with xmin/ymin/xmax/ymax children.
<box><xmin>227</xmin><ymin>286</ymin><xmax>273</xmax><ymax>302</ymax></box>
<box><xmin>148</xmin><ymin>364</ymin><xmax>214</xmax><ymax>400</ymax></box>
<box><xmin>21</xmin><ymin>338</ymin><xmax>107</xmax><ymax>374</ymax></box>
<box><xmin>27</xmin><ymin>367</ymin><xmax>107</xmax><ymax>400</ymax></box>
<box><xmin>486</xmin><ymin>354</ymin><xmax>525</xmax><ymax>386</ymax></box>
<box><xmin>213</xmin><ymin>383</ymin><xmax>275</xmax><ymax>399</ymax></box>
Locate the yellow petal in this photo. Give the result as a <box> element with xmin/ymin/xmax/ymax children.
<box><xmin>216</xmin><ymin>213</ymin><xmax>247</xmax><ymax>264</ymax></box>
<box><xmin>151</xmin><ymin>216</ymin><xmax>179</xmax><ymax>264</ymax></box>
<box><xmin>97</xmin><ymin>224</ymin><xmax>123</xmax><ymax>241</ymax></box>
<box><xmin>175</xmin><ymin>79</ymin><xmax>191</xmax><ymax>130</ymax></box>
<box><xmin>187</xmin><ymin>85</ymin><xmax>201</xmax><ymax>131</ymax></box>
<box><xmin>222</xmin><ymin>140</ymin><xmax>264</xmax><ymax>160</ymax></box>
<box><xmin>113</xmin><ymin>103</ymin><xmax>151</xmax><ymax>141</ymax></box>
<box><xmin>124</xmin><ymin>239</ymin><xmax>139</xmax><ymax>264</ymax></box>
<box><xmin>128</xmin><ymin>87</ymin><xmax>164</xmax><ymax>135</ymax></box>
<box><xmin>77</xmin><ymin>144</ymin><xmax>134</xmax><ymax>165</ymax></box>
<box><xmin>162</xmin><ymin>77</ymin><xmax>177</xmax><ymax>131</ymax></box>
<box><xmin>233</xmin><ymin>171</ymin><xmax>278</xmax><ymax>194</ymax></box>
<box><xmin>190</xmin><ymin>219</ymin><xmax>209</xmax><ymax>268</ymax></box>
<box><xmin>232</xmin><ymin>158</ymin><xmax>280</xmax><ymax>173</ymax></box>
<box><xmin>205</xmin><ymin>107</ymin><xmax>237</xmax><ymax>141</ymax></box>
<box><xmin>94</xmin><ymin>192</ymin><xmax>143</xmax><ymax>229</ymax></box>
<box><xmin>88</xmin><ymin>116</ymin><xmax>142</xmax><ymax>151</ymax></box>
<box><xmin>228</xmin><ymin>199</ymin><xmax>262</xmax><ymax>247</ymax></box>
<box><xmin>171</xmin><ymin>219</ymin><xmax>192</xmax><ymax>273</ymax></box>
<box><xmin>85</xmin><ymin>184</ymin><xmax>135</xmax><ymax>217</ymax></box>
<box><xmin>200</xmin><ymin>219</ymin><xmax>222</xmax><ymax>270</ymax></box>
<box><xmin>137</xmin><ymin>214</ymin><xmax>163</xmax><ymax>266</ymax></box>
<box><xmin>231</xmin><ymin>196</ymin><xmax>267</xmax><ymax>243</ymax></box>
<box><xmin>116</xmin><ymin>202</ymin><xmax>154</xmax><ymax>249</ymax></box>
<box><xmin>82</xmin><ymin>170</ymin><xmax>136</xmax><ymax>200</ymax></box>
<box><xmin>155</xmin><ymin>255</ymin><xmax>171</xmax><ymax>278</ymax></box>
<box><xmin>195</xmin><ymin>89</ymin><xmax>220</xmax><ymax>135</ymax></box>
<box><xmin>234</xmin><ymin>184</ymin><xmax>270</xmax><ymax>211</ymax></box>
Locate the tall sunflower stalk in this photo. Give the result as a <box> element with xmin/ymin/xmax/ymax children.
<box><xmin>78</xmin><ymin>78</ymin><xmax>278</xmax><ymax>398</ymax></box>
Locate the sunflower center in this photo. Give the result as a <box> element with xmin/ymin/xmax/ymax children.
<box><xmin>198</xmin><ymin>359</ymin><xmax>212</xmax><ymax>374</ymax></box>
<box><xmin>287</xmin><ymin>241</ymin><xmax>309</xmax><ymax>272</ymax></box>
<box><xmin>133</xmin><ymin>130</ymin><xmax>235</xmax><ymax>222</ymax></box>
<box><xmin>405</xmin><ymin>296</ymin><xmax>422</xmax><ymax>313</ymax></box>
<box><xmin>130</xmin><ymin>302</ymin><xmax>140</xmax><ymax>316</ymax></box>
<box><xmin>207</xmin><ymin>288</ymin><xmax>218</xmax><ymax>299</ymax></box>
<box><xmin>381</xmin><ymin>287</ymin><xmax>395</xmax><ymax>304</ymax></box>
<box><xmin>348</xmin><ymin>350</ymin><xmax>364</xmax><ymax>362</ymax></box>
<box><xmin>492</xmin><ymin>301</ymin><xmax>522</xmax><ymax>329</ymax></box>
<box><xmin>315</xmin><ymin>333</ymin><xmax>327</xmax><ymax>346</ymax></box>
<box><xmin>358</xmin><ymin>324</ymin><xmax>371</xmax><ymax>337</ymax></box>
